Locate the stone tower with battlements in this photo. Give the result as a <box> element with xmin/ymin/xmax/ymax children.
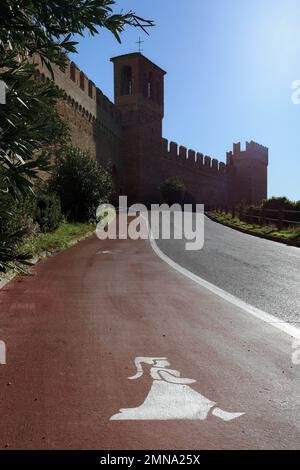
<box><xmin>226</xmin><ymin>142</ymin><xmax>268</xmax><ymax>206</ymax></box>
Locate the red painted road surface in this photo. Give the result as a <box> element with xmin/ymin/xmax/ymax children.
<box><xmin>0</xmin><ymin>234</ymin><xmax>299</xmax><ymax>449</ymax></box>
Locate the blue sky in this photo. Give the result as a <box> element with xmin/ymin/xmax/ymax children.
<box><xmin>70</xmin><ymin>0</ymin><xmax>300</xmax><ymax>201</ymax></box>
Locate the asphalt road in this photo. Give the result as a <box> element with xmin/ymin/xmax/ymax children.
<box><xmin>0</xmin><ymin>231</ymin><xmax>299</xmax><ymax>450</ymax></box>
<box><xmin>157</xmin><ymin>216</ymin><xmax>300</xmax><ymax>327</ymax></box>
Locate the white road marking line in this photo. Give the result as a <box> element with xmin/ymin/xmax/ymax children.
<box><xmin>145</xmin><ymin>219</ymin><xmax>300</xmax><ymax>341</ymax></box>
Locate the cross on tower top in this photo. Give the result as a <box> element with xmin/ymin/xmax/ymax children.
<box><xmin>136</xmin><ymin>37</ymin><xmax>144</xmax><ymax>53</ymax></box>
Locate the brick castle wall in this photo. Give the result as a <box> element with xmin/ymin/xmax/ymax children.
<box><xmin>34</xmin><ymin>55</ymin><xmax>123</xmax><ymax>173</ymax></box>
<box><xmin>159</xmin><ymin>139</ymin><xmax>228</xmax><ymax>206</ymax></box>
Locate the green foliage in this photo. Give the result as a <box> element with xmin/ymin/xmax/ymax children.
<box><xmin>35</xmin><ymin>192</ymin><xmax>62</xmax><ymax>233</ymax></box>
<box><xmin>0</xmin><ymin>61</ymin><xmax>68</xmax><ymax>195</ymax></box>
<box><xmin>0</xmin><ymin>0</ymin><xmax>153</xmax><ymax>271</ymax></box>
<box><xmin>0</xmin><ymin>227</ymin><xmax>32</xmax><ymax>273</ymax></box>
<box><xmin>22</xmin><ymin>222</ymin><xmax>95</xmax><ymax>257</ymax></box>
<box><xmin>0</xmin><ymin>189</ymin><xmax>37</xmax><ymax>272</ymax></box>
<box><xmin>212</xmin><ymin>211</ymin><xmax>300</xmax><ymax>245</ymax></box>
<box><xmin>160</xmin><ymin>176</ymin><xmax>186</xmax><ymax>205</ymax></box>
<box><xmin>261</xmin><ymin>197</ymin><xmax>297</xmax><ymax>211</ymax></box>
<box><xmin>0</xmin><ymin>1</ymin><xmax>154</xmax><ymax>71</ymax></box>
<box><xmin>51</xmin><ymin>146</ymin><xmax>113</xmax><ymax>222</ymax></box>
<box><xmin>0</xmin><ymin>188</ymin><xmax>63</xmax><ymax>271</ymax></box>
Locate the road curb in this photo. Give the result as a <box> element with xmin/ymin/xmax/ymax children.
<box><xmin>206</xmin><ymin>213</ymin><xmax>300</xmax><ymax>248</ymax></box>
<box><xmin>0</xmin><ymin>230</ymin><xmax>95</xmax><ymax>290</ymax></box>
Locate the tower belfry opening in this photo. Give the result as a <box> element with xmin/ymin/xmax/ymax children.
<box><xmin>121</xmin><ymin>65</ymin><xmax>132</xmax><ymax>96</ymax></box>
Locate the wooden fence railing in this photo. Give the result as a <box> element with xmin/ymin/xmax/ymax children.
<box><xmin>214</xmin><ymin>206</ymin><xmax>300</xmax><ymax>230</ymax></box>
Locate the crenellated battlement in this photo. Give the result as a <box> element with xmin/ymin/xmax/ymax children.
<box><xmin>32</xmin><ymin>54</ymin><xmax>122</xmax><ymax>137</ymax></box>
<box><xmin>161</xmin><ymin>138</ymin><xmax>227</xmax><ymax>174</ymax></box>
<box><xmin>229</xmin><ymin>141</ymin><xmax>269</xmax><ymax>165</ymax></box>
<box><xmin>246</xmin><ymin>141</ymin><xmax>268</xmax><ymax>153</ymax></box>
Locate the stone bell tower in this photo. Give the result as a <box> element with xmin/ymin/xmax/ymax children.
<box><xmin>111</xmin><ymin>53</ymin><xmax>166</xmax><ymax>203</ymax></box>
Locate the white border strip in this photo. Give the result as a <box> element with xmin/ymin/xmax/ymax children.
<box><xmin>146</xmin><ymin>223</ymin><xmax>300</xmax><ymax>341</ymax></box>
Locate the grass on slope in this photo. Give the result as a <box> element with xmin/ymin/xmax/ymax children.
<box><xmin>212</xmin><ymin>212</ymin><xmax>300</xmax><ymax>243</ymax></box>
<box><xmin>22</xmin><ymin>222</ymin><xmax>95</xmax><ymax>257</ymax></box>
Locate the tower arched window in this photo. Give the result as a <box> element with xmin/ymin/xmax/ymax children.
<box><xmin>121</xmin><ymin>66</ymin><xmax>132</xmax><ymax>96</ymax></box>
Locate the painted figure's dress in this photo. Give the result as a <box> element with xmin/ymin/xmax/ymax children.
<box><xmin>110</xmin><ymin>367</ymin><xmax>216</xmax><ymax>421</ymax></box>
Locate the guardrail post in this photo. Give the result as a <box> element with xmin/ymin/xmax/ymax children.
<box><xmin>249</xmin><ymin>206</ymin><xmax>253</xmax><ymax>224</ymax></box>
<box><xmin>232</xmin><ymin>207</ymin><xmax>235</xmax><ymax>219</ymax></box>
<box><xmin>277</xmin><ymin>210</ymin><xmax>284</xmax><ymax>230</ymax></box>
<box><xmin>239</xmin><ymin>205</ymin><xmax>242</xmax><ymax>221</ymax></box>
